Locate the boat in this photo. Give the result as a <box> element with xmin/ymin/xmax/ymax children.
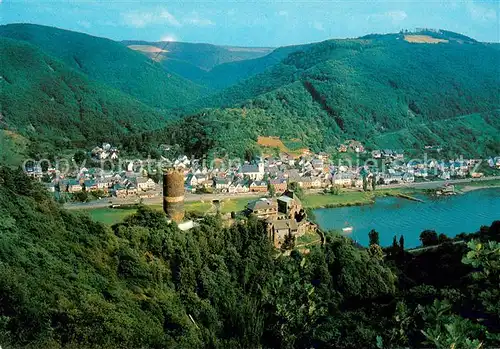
<box><xmin>342</xmin><ymin>226</ymin><xmax>353</xmax><ymax>234</ymax></box>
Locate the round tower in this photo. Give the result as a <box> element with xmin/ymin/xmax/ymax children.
<box><xmin>163</xmin><ymin>168</ymin><xmax>185</xmax><ymax>223</ymax></box>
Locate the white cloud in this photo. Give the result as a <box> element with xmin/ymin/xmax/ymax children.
<box><xmin>122</xmin><ymin>9</ymin><xmax>215</xmax><ymax>28</ymax></box>
<box><xmin>313</xmin><ymin>21</ymin><xmax>325</xmax><ymax>31</ymax></box>
<box><xmin>278</xmin><ymin>10</ymin><xmax>288</xmax><ymax>16</ymax></box>
<box><xmin>183</xmin><ymin>12</ymin><xmax>215</xmax><ymax>26</ymax></box>
<box><xmin>77</xmin><ymin>20</ymin><xmax>91</xmax><ymax>29</ymax></box>
<box><xmin>160</xmin><ymin>34</ymin><xmax>178</xmax><ymax>42</ymax></box>
<box><xmin>386</xmin><ymin>10</ymin><xmax>408</xmax><ymax>22</ymax></box>
<box><xmin>121</xmin><ymin>9</ymin><xmax>180</xmax><ymax>28</ymax></box>
<box><xmin>467</xmin><ymin>1</ymin><xmax>497</xmax><ymax>22</ymax></box>
<box><xmin>368</xmin><ymin>10</ymin><xmax>408</xmax><ymax>23</ymax></box>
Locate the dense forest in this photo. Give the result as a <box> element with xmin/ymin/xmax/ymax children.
<box><xmin>0</xmin><ymin>166</ymin><xmax>499</xmax><ymax>348</ymax></box>
<box><xmin>0</xmin><ymin>37</ymin><xmax>173</xmax><ymax>156</ymax></box>
<box><xmin>122</xmin><ymin>40</ymin><xmax>273</xmax><ymax>70</ymax></box>
<box><xmin>1</xmin><ymin>25</ymin><xmax>499</xmax><ymax>163</ymax></box>
<box><xmin>0</xmin><ymin>24</ymin><xmax>209</xmax><ymax>110</ymax></box>
<box><xmin>170</xmin><ymin>33</ymin><xmax>500</xmax><ymax>157</ymax></box>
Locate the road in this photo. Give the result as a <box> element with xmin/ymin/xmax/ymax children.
<box><xmin>64</xmin><ymin>191</ymin><xmax>265</xmax><ymax>210</ymax></box>
<box><xmin>64</xmin><ymin>175</ymin><xmax>500</xmax><ymax>211</ymax></box>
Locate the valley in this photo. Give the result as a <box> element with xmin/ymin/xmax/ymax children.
<box><xmin>0</xmin><ymin>8</ymin><xmax>499</xmax><ymax>348</ymax></box>
<box><xmin>1</xmin><ymin>24</ymin><xmax>499</xmax><ymax>164</ymax></box>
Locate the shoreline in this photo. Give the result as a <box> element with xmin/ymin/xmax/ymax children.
<box><xmin>304</xmin><ymin>199</ymin><xmax>375</xmax><ymax>210</ymax></box>
<box><xmin>458</xmin><ymin>184</ymin><xmax>500</xmax><ymax>193</ymax></box>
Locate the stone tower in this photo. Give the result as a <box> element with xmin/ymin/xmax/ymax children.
<box><xmin>163</xmin><ymin>168</ymin><xmax>185</xmax><ymax>223</ymax></box>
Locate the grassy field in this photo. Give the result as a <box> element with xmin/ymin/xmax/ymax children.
<box><xmin>220</xmin><ymin>197</ymin><xmax>255</xmax><ymax>213</ymax></box>
<box><xmin>373</xmin><ymin>187</ymin><xmax>421</xmax><ymax>197</ymax></box>
<box><xmin>301</xmin><ymin>191</ymin><xmax>374</xmax><ymax>209</ymax></box>
<box><xmin>84</xmin><ymin>208</ymin><xmax>137</xmax><ymax>225</ymax></box>
<box><xmin>81</xmin><ymin>198</ymin><xmax>253</xmax><ymax>225</ymax></box>
<box><xmin>83</xmin><ymin>187</ymin><xmax>435</xmax><ymax>225</ymax></box>
<box><xmin>295</xmin><ymin>231</ymin><xmax>321</xmax><ymax>246</ymax></box>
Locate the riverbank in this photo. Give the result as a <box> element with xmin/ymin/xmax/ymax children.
<box><xmin>456</xmin><ymin>179</ymin><xmax>500</xmax><ymax>193</ymax></box>
<box><xmin>314</xmin><ymin>187</ymin><xmax>500</xmax><ymax>248</ymax></box>
<box><xmin>79</xmin><ymin>177</ymin><xmax>499</xmax><ymax>225</ymax></box>
<box><xmin>85</xmin><ymin>187</ymin><xmax>427</xmax><ymax>225</ymax></box>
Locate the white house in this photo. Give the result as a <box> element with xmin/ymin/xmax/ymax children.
<box><xmin>241</xmin><ymin>162</ymin><xmax>265</xmax><ymax>180</ymax></box>
<box><xmin>214</xmin><ymin>178</ymin><xmax>231</xmax><ymax>191</ymax></box>
<box><xmin>136</xmin><ymin>177</ymin><xmax>156</xmax><ymax>191</ymax></box>
<box><xmin>333</xmin><ymin>173</ymin><xmax>353</xmax><ymax>187</ymax></box>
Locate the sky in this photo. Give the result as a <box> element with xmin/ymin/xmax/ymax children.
<box><xmin>1</xmin><ymin>0</ymin><xmax>499</xmax><ymax>46</ymax></box>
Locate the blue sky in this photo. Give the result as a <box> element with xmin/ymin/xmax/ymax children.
<box><xmin>1</xmin><ymin>0</ymin><xmax>499</xmax><ymax>46</ymax></box>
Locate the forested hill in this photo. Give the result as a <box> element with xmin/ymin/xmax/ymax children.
<box><xmin>167</xmin><ymin>32</ymin><xmax>500</xmax><ymax>156</ymax></box>
<box><xmin>123</xmin><ymin>40</ymin><xmax>274</xmax><ymax>71</ymax></box>
<box><xmin>1</xmin><ymin>166</ymin><xmax>499</xmax><ymax>348</ymax></box>
<box><xmin>126</xmin><ymin>39</ymin><xmax>314</xmax><ymax>90</ymax></box>
<box><xmin>0</xmin><ymin>23</ymin><xmax>209</xmax><ymax>110</ymax></box>
<box><xmin>0</xmin><ymin>37</ymin><xmax>169</xmax><ymax>151</ymax></box>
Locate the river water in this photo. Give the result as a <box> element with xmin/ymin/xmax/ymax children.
<box><xmin>314</xmin><ymin>188</ymin><xmax>500</xmax><ymax>248</ymax></box>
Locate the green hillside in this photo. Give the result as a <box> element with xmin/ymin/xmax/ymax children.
<box><xmin>0</xmin><ymin>37</ymin><xmax>169</xmax><ymax>153</ymax></box>
<box><xmin>123</xmin><ymin>40</ymin><xmax>273</xmax><ymax>71</ymax></box>
<box><xmin>0</xmin><ymin>24</ymin><xmax>209</xmax><ymax>109</ymax></box>
<box><xmin>202</xmin><ymin>43</ymin><xmax>315</xmax><ymax>89</ymax></box>
<box><xmin>126</xmin><ymin>40</ymin><xmax>313</xmax><ymax>90</ymax></box>
<box><xmin>166</xmin><ymin>32</ymin><xmax>500</xmax><ymax>156</ymax></box>
<box><xmin>1</xmin><ymin>167</ymin><xmax>499</xmax><ymax>348</ymax></box>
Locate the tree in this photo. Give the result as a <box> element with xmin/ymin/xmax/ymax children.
<box><xmin>438</xmin><ymin>233</ymin><xmax>449</xmax><ymax>244</ymax></box>
<box><xmin>368</xmin><ymin>244</ymin><xmax>384</xmax><ymax>260</ymax></box>
<box><xmin>268</xmin><ymin>182</ymin><xmax>276</xmax><ymax>197</ymax></box>
<box><xmin>421</xmin><ymin>300</ymin><xmax>485</xmax><ymax>349</ymax></box>
<box><xmin>363</xmin><ymin>176</ymin><xmax>368</xmax><ymax>192</ymax></box>
<box><xmin>329</xmin><ymin>185</ymin><xmax>341</xmax><ymax>195</ymax></box>
<box><xmin>461</xmin><ymin>240</ymin><xmax>500</xmax><ymax>318</ymax></box>
<box><xmin>371</xmin><ymin>176</ymin><xmax>376</xmax><ymax>191</ymax></box>
<box><xmin>399</xmin><ymin>235</ymin><xmax>405</xmax><ymax>252</ymax></box>
<box><xmin>74</xmin><ymin>150</ymin><xmax>87</xmax><ymax>165</ymax></box>
<box><xmin>369</xmin><ymin>229</ymin><xmax>380</xmax><ymax>246</ymax></box>
<box><xmin>287</xmin><ymin>182</ymin><xmax>304</xmax><ymax>199</ymax></box>
<box><xmin>392</xmin><ymin>236</ymin><xmax>398</xmax><ymax>250</ymax></box>
<box><xmin>420</xmin><ymin>230</ymin><xmax>439</xmax><ymax>247</ymax></box>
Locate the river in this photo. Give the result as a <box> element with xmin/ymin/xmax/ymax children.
<box><xmin>314</xmin><ymin>188</ymin><xmax>500</xmax><ymax>248</ymax></box>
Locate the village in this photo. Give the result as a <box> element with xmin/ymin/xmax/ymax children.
<box><xmin>24</xmin><ymin>140</ymin><xmax>500</xmax><ymax>202</ymax></box>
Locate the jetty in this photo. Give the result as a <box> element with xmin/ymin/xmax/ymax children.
<box><xmin>396</xmin><ymin>193</ymin><xmax>425</xmax><ymax>203</ymax></box>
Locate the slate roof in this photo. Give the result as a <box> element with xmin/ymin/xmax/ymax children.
<box><xmin>241</xmin><ymin>164</ymin><xmax>260</xmax><ymax>173</ymax></box>
<box><xmin>246</xmin><ymin>198</ymin><xmax>276</xmax><ymax>211</ymax></box>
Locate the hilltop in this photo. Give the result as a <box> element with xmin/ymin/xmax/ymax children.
<box><xmin>123</xmin><ymin>40</ymin><xmax>273</xmax><ymax>71</ymax></box>
<box><xmin>0</xmin><ymin>23</ymin><xmax>209</xmax><ymax>110</ymax></box>
<box><xmin>125</xmin><ymin>40</ymin><xmax>312</xmax><ymax>90</ymax></box>
<box><xmin>0</xmin><ymin>37</ymin><xmax>170</xmax><ymax>157</ymax></box>
<box><xmin>0</xmin><ymin>25</ymin><xmax>498</xmax><ymax>162</ymax></box>
<box><xmin>160</xmin><ymin>31</ymin><xmax>500</xmax><ymax>157</ymax></box>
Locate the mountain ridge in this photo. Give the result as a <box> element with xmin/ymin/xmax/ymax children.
<box><xmin>0</xmin><ymin>23</ymin><xmax>210</xmax><ymax>110</ymax></box>
<box><xmin>0</xmin><ymin>36</ymin><xmax>171</xmax><ymax>155</ymax></box>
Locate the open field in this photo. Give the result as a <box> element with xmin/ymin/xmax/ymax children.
<box><xmin>296</xmin><ymin>231</ymin><xmax>321</xmax><ymax>246</ymax></box>
<box><xmin>81</xmin><ymin>197</ymin><xmax>255</xmax><ymax>225</ymax></box>
<box><xmin>257</xmin><ymin>136</ymin><xmax>309</xmax><ymax>157</ymax></box>
<box><xmin>84</xmin><ymin>207</ymin><xmax>136</xmax><ymax>225</ymax></box>
<box><xmin>76</xmin><ymin>177</ymin><xmax>500</xmax><ymax>225</ymax></box>
<box><xmin>404</xmin><ymin>35</ymin><xmax>448</xmax><ymax>44</ymax></box>
<box><xmin>220</xmin><ymin>197</ymin><xmax>254</xmax><ymax>213</ymax></box>
<box><xmin>127</xmin><ymin>45</ymin><xmax>168</xmax><ymax>53</ymax></box>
